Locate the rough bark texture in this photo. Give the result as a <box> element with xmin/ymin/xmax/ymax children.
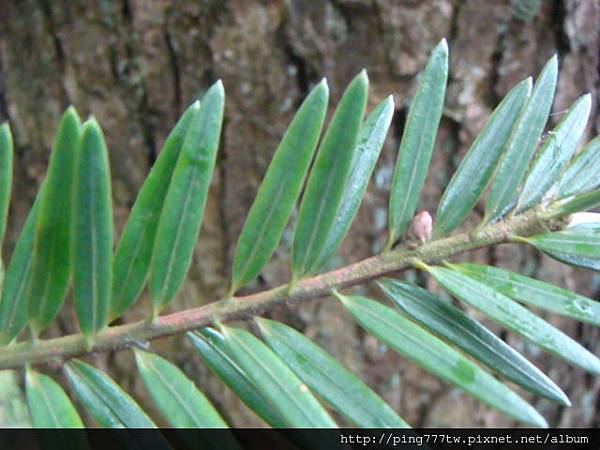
<box><xmin>1</xmin><ymin>0</ymin><xmax>599</xmax><ymax>427</ymax></box>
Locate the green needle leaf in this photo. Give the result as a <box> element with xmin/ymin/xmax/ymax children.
<box><xmin>379</xmin><ymin>279</ymin><xmax>569</xmax><ymax>405</ymax></box>
<box><xmin>26</xmin><ymin>369</ymin><xmax>84</xmax><ymax>428</ymax></box>
<box><xmin>556</xmin><ymin>136</ymin><xmax>600</xmax><ymax>198</ymax></box>
<box><xmin>427</xmin><ymin>265</ymin><xmax>600</xmax><ymax>374</ymax></box>
<box><xmin>111</xmin><ymin>102</ymin><xmax>200</xmax><ymax>320</ymax></box>
<box><xmin>231</xmin><ymin>80</ymin><xmax>329</xmax><ymax>292</ymax></box>
<box><xmin>485</xmin><ymin>56</ymin><xmax>558</xmax><ymax>222</ymax></box>
<box><xmin>388</xmin><ymin>39</ymin><xmax>448</xmax><ymax>246</ymax></box>
<box><xmin>72</xmin><ymin>119</ymin><xmax>113</xmax><ymax>339</ymax></box>
<box><xmin>455</xmin><ymin>263</ymin><xmax>600</xmax><ymax>327</ymax></box>
<box><xmin>0</xmin><ymin>122</ymin><xmax>13</xmax><ymax>249</ymax></box>
<box><xmin>257</xmin><ymin>317</ymin><xmax>410</xmax><ymax>428</ymax></box>
<box><xmin>292</xmin><ymin>70</ymin><xmax>368</xmax><ymax>279</ymax></box>
<box><xmin>65</xmin><ymin>359</ymin><xmax>156</xmax><ymax>428</ymax></box>
<box><xmin>150</xmin><ymin>81</ymin><xmax>224</xmax><ymax>313</ymax></box>
<box><xmin>220</xmin><ymin>325</ymin><xmax>337</xmax><ymax>428</ymax></box>
<box><xmin>518</xmin><ymin>94</ymin><xmax>591</xmax><ymax>211</ymax></box>
<box><xmin>134</xmin><ymin>349</ymin><xmax>228</xmax><ymax>427</ymax></box>
<box><xmin>317</xmin><ymin>96</ymin><xmax>395</xmax><ymax>269</ymax></box>
<box><xmin>337</xmin><ymin>293</ymin><xmax>547</xmax><ymax>427</ymax></box>
<box><xmin>188</xmin><ymin>329</ymin><xmax>286</xmax><ymax>428</ymax></box>
<box><xmin>554</xmin><ymin>187</ymin><xmax>600</xmax><ymax>216</ymax></box>
<box><xmin>0</xmin><ymin>196</ymin><xmax>41</xmax><ymax>345</ymax></box>
<box><xmin>433</xmin><ymin>78</ymin><xmax>531</xmax><ymax>237</ymax></box>
<box><xmin>521</xmin><ymin>230</ymin><xmax>600</xmax><ymax>271</ymax></box>
<box><xmin>28</xmin><ymin>107</ymin><xmax>81</xmax><ymax>336</ymax></box>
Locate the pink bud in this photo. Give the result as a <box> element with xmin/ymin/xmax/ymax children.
<box><xmin>411</xmin><ymin>211</ymin><xmax>433</xmax><ymax>243</ymax></box>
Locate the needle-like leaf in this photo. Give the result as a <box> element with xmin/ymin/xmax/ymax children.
<box><xmin>554</xmin><ymin>187</ymin><xmax>600</xmax><ymax>216</ymax></box>
<box><xmin>388</xmin><ymin>39</ymin><xmax>448</xmax><ymax>247</ymax></box>
<box><xmin>485</xmin><ymin>55</ymin><xmax>558</xmax><ymax>222</ymax></box>
<box><xmin>231</xmin><ymin>80</ymin><xmax>329</xmax><ymax>292</ymax></box>
<box><xmin>257</xmin><ymin>317</ymin><xmax>409</xmax><ymax>428</ymax></box>
<box><xmin>0</xmin><ymin>122</ymin><xmax>13</xmax><ymax>249</ymax></box>
<box><xmin>28</xmin><ymin>107</ymin><xmax>81</xmax><ymax>336</ymax></box>
<box><xmin>518</xmin><ymin>94</ymin><xmax>591</xmax><ymax>211</ymax></box>
<box><xmin>433</xmin><ymin>78</ymin><xmax>531</xmax><ymax>237</ymax></box>
<box><xmin>317</xmin><ymin>96</ymin><xmax>395</xmax><ymax>269</ymax></box>
<box><xmin>111</xmin><ymin>102</ymin><xmax>200</xmax><ymax>320</ymax></box>
<box><xmin>519</xmin><ymin>230</ymin><xmax>600</xmax><ymax>271</ymax></box>
<box><xmin>556</xmin><ymin>136</ymin><xmax>600</xmax><ymax>198</ymax></box>
<box><xmin>292</xmin><ymin>71</ymin><xmax>368</xmax><ymax>279</ymax></box>
<box><xmin>72</xmin><ymin>119</ymin><xmax>113</xmax><ymax>339</ymax></box>
<box><xmin>150</xmin><ymin>81</ymin><xmax>224</xmax><ymax>313</ymax></box>
<box><xmin>337</xmin><ymin>293</ymin><xmax>547</xmax><ymax>427</ymax></box>
<box><xmin>188</xmin><ymin>329</ymin><xmax>285</xmax><ymax>428</ymax></box>
<box><xmin>220</xmin><ymin>325</ymin><xmax>337</xmax><ymax>427</ymax></box>
<box><xmin>427</xmin><ymin>265</ymin><xmax>600</xmax><ymax>374</ymax></box>
<box><xmin>26</xmin><ymin>369</ymin><xmax>84</xmax><ymax>428</ymax></box>
<box><xmin>65</xmin><ymin>359</ymin><xmax>155</xmax><ymax>428</ymax></box>
<box><xmin>454</xmin><ymin>263</ymin><xmax>600</xmax><ymax>327</ymax></box>
<box><xmin>0</xmin><ymin>191</ymin><xmax>45</xmax><ymax>345</ymax></box>
<box><xmin>134</xmin><ymin>349</ymin><xmax>228</xmax><ymax>427</ymax></box>
<box><xmin>379</xmin><ymin>279</ymin><xmax>569</xmax><ymax>405</ymax></box>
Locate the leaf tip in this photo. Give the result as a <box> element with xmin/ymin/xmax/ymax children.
<box><xmin>436</xmin><ymin>37</ymin><xmax>449</xmax><ymax>54</ymax></box>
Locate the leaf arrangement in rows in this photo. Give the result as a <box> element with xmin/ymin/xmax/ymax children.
<box><xmin>0</xmin><ymin>38</ymin><xmax>599</xmax><ymax>429</ymax></box>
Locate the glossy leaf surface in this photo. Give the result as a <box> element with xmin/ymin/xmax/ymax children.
<box><xmin>231</xmin><ymin>81</ymin><xmax>329</xmax><ymax>291</ymax></box>
<box><xmin>428</xmin><ymin>266</ymin><xmax>600</xmax><ymax>374</ymax></box>
<box><xmin>111</xmin><ymin>102</ymin><xmax>199</xmax><ymax>319</ymax></box>
<box><xmin>522</xmin><ymin>230</ymin><xmax>600</xmax><ymax>271</ymax></box>
<box><xmin>379</xmin><ymin>279</ymin><xmax>568</xmax><ymax>405</ymax></box>
<box><xmin>135</xmin><ymin>349</ymin><xmax>228</xmax><ymax>427</ymax></box>
<box><xmin>65</xmin><ymin>359</ymin><xmax>155</xmax><ymax>428</ymax></box>
<box><xmin>292</xmin><ymin>71</ymin><xmax>368</xmax><ymax>278</ymax></box>
<box><xmin>72</xmin><ymin>119</ymin><xmax>113</xmax><ymax>338</ymax></box>
<box><xmin>434</xmin><ymin>78</ymin><xmax>531</xmax><ymax>237</ymax></box>
<box><xmin>338</xmin><ymin>293</ymin><xmax>547</xmax><ymax>427</ymax></box>
<box><xmin>257</xmin><ymin>317</ymin><xmax>410</xmax><ymax>428</ymax></box>
<box><xmin>26</xmin><ymin>369</ymin><xmax>84</xmax><ymax>428</ymax></box>
<box><xmin>150</xmin><ymin>81</ymin><xmax>224</xmax><ymax>312</ymax></box>
<box><xmin>221</xmin><ymin>325</ymin><xmax>337</xmax><ymax>427</ymax></box>
<box><xmin>557</xmin><ymin>136</ymin><xmax>600</xmax><ymax>198</ymax></box>
<box><xmin>485</xmin><ymin>56</ymin><xmax>558</xmax><ymax>222</ymax></box>
<box><xmin>455</xmin><ymin>263</ymin><xmax>600</xmax><ymax>327</ymax></box>
<box><xmin>28</xmin><ymin>107</ymin><xmax>81</xmax><ymax>335</ymax></box>
<box><xmin>0</xmin><ymin>122</ymin><xmax>13</xmax><ymax>248</ymax></box>
<box><xmin>388</xmin><ymin>39</ymin><xmax>448</xmax><ymax>245</ymax></box>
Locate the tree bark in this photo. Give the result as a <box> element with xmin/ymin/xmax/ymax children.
<box><xmin>0</xmin><ymin>0</ymin><xmax>599</xmax><ymax>427</ymax></box>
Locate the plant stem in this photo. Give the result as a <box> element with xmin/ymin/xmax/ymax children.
<box><xmin>0</xmin><ymin>208</ymin><xmax>568</xmax><ymax>370</ymax></box>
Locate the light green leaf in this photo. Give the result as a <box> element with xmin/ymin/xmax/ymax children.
<box><xmin>188</xmin><ymin>329</ymin><xmax>285</xmax><ymax>428</ymax></box>
<box><xmin>134</xmin><ymin>349</ymin><xmax>228</xmax><ymax>427</ymax></box>
<box><xmin>0</xmin><ymin>122</ymin><xmax>13</xmax><ymax>249</ymax></box>
<box><xmin>379</xmin><ymin>279</ymin><xmax>569</xmax><ymax>405</ymax></box>
<box><xmin>433</xmin><ymin>78</ymin><xmax>531</xmax><ymax>237</ymax></box>
<box><xmin>553</xmin><ymin>187</ymin><xmax>600</xmax><ymax>216</ymax></box>
<box><xmin>72</xmin><ymin>119</ymin><xmax>113</xmax><ymax>339</ymax></box>
<box><xmin>337</xmin><ymin>293</ymin><xmax>547</xmax><ymax>427</ymax></box>
<box><xmin>292</xmin><ymin>71</ymin><xmax>368</xmax><ymax>279</ymax></box>
<box><xmin>518</xmin><ymin>94</ymin><xmax>591</xmax><ymax>211</ymax></box>
<box><xmin>519</xmin><ymin>230</ymin><xmax>600</xmax><ymax>271</ymax></box>
<box><xmin>28</xmin><ymin>107</ymin><xmax>81</xmax><ymax>336</ymax></box>
<box><xmin>455</xmin><ymin>263</ymin><xmax>600</xmax><ymax>327</ymax></box>
<box><xmin>150</xmin><ymin>81</ymin><xmax>224</xmax><ymax>313</ymax></box>
<box><xmin>111</xmin><ymin>102</ymin><xmax>200</xmax><ymax>320</ymax></box>
<box><xmin>0</xmin><ymin>197</ymin><xmax>41</xmax><ymax>345</ymax></box>
<box><xmin>388</xmin><ymin>39</ymin><xmax>448</xmax><ymax>246</ymax></box>
<box><xmin>231</xmin><ymin>80</ymin><xmax>329</xmax><ymax>292</ymax></box>
<box><xmin>220</xmin><ymin>325</ymin><xmax>337</xmax><ymax>427</ymax></box>
<box><xmin>317</xmin><ymin>96</ymin><xmax>395</xmax><ymax>269</ymax></box>
<box><xmin>257</xmin><ymin>317</ymin><xmax>409</xmax><ymax>428</ymax></box>
<box><xmin>26</xmin><ymin>369</ymin><xmax>84</xmax><ymax>428</ymax></box>
<box><xmin>485</xmin><ymin>55</ymin><xmax>558</xmax><ymax>222</ymax></box>
<box><xmin>557</xmin><ymin>136</ymin><xmax>600</xmax><ymax>198</ymax></box>
<box><xmin>427</xmin><ymin>265</ymin><xmax>600</xmax><ymax>374</ymax></box>
<box><xmin>65</xmin><ymin>359</ymin><xmax>155</xmax><ymax>428</ymax></box>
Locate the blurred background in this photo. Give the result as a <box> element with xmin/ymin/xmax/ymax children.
<box><xmin>0</xmin><ymin>0</ymin><xmax>599</xmax><ymax>427</ymax></box>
